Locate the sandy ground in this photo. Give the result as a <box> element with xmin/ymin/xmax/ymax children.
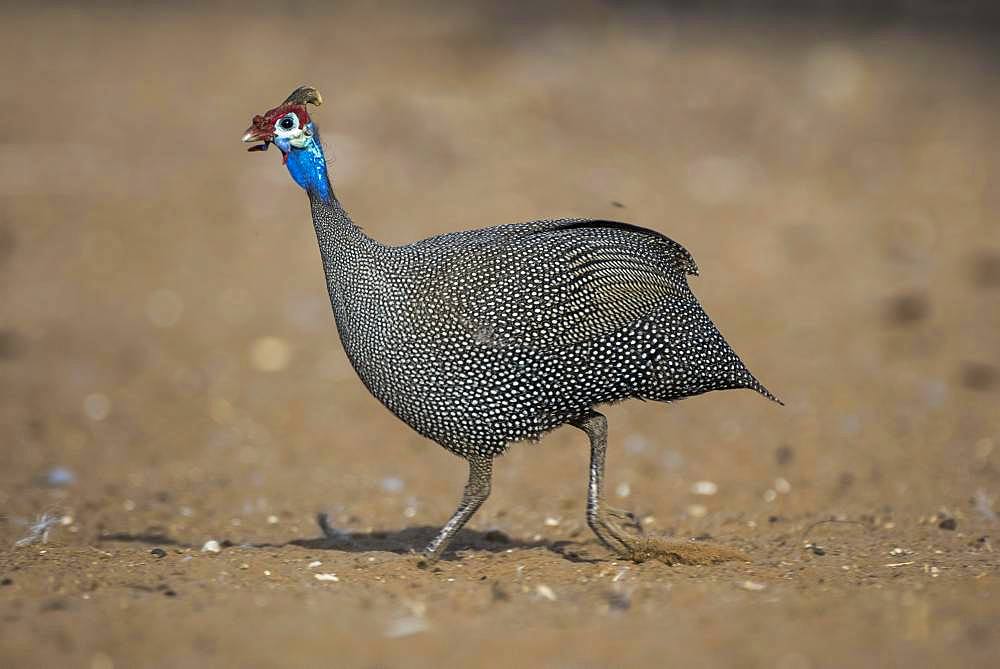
<box><xmin>1</xmin><ymin>3</ymin><xmax>999</xmax><ymax>667</ymax></box>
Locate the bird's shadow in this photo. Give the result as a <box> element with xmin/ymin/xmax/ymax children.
<box><xmin>98</xmin><ymin>525</ymin><xmax>600</xmax><ymax>563</ymax></box>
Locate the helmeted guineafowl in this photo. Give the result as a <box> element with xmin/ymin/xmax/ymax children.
<box><xmin>242</xmin><ymin>86</ymin><xmax>780</xmax><ymax>564</ymax></box>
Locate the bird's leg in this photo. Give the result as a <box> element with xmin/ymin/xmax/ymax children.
<box><xmin>571</xmin><ymin>411</ymin><xmax>646</xmax><ymax>560</ymax></box>
<box><xmin>418</xmin><ymin>454</ymin><xmax>493</xmax><ymax>566</ymax></box>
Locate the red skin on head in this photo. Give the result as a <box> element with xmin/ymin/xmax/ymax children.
<box><xmin>248</xmin><ymin>103</ymin><xmax>311</xmax><ymax>135</ymax></box>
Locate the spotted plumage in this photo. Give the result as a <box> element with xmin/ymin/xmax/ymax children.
<box><xmin>243</xmin><ymin>86</ymin><xmax>780</xmax><ymax>564</ymax></box>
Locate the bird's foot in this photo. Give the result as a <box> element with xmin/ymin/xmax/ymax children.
<box><xmin>592</xmin><ymin>508</ymin><xmax>749</xmax><ymax>565</ymax></box>
<box><xmin>602</xmin><ymin>506</ymin><xmax>644</xmax><ymax>535</ymax></box>
<box><xmin>589</xmin><ymin>506</ymin><xmax>645</xmax><ymax>559</ymax></box>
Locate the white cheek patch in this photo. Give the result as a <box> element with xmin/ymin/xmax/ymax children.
<box><xmin>289</xmin><ymin>129</ymin><xmax>309</xmax><ymax>148</ymax></box>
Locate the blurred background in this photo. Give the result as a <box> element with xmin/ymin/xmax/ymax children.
<box><xmin>1</xmin><ymin>1</ymin><xmax>998</xmax><ymax>667</ymax></box>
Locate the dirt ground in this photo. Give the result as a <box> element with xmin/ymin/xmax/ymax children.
<box><xmin>2</xmin><ymin>3</ymin><xmax>999</xmax><ymax>668</ymax></box>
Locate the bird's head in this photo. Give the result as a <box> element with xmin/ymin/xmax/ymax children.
<box><xmin>241</xmin><ymin>86</ymin><xmax>324</xmax><ymax>165</ymax></box>
<box><xmin>242</xmin><ymin>86</ymin><xmax>333</xmax><ymax>201</ymax></box>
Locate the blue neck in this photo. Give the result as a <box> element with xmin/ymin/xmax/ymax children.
<box><xmin>283</xmin><ymin>125</ymin><xmax>333</xmax><ymax>202</ymax></box>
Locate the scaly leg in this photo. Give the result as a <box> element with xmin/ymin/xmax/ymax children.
<box><xmin>571</xmin><ymin>411</ymin><xmax>647</xmax><ymax>560</ymax></box>
<box><xmin>419</xmin><ymin>454</ymin><xmax>493</xmax><ymax>565</ymax></box>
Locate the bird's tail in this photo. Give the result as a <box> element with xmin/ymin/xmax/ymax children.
<box><xmin>744</xmin><ymin>373</ymin><xmax>783</xmax><ymax>405</ymax></box>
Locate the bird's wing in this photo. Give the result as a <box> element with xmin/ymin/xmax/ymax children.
<box><xmin>405</xmin><ymin>219</ymin><xmax>700</xmax><ymax>349</ymax></box>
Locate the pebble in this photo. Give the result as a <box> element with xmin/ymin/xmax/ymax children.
<box><xmin>44</xmin><ymin>467</ymin><xmax>75</xmax><ymax>487</ymax></box>
<box><xmin>543</xmin><ymin>516</ymin><xmax>560</xmax><ymax>527</ymax></box>
<box><xmin>308</xmin><ymin>560</ymin><xmax>322</xmax><ymax>569</ymax></box>
<box><xmin>607</xmin><ymin>591</ymin><xmax>631</xmax><ymax>611</ymax></box>
<box><xmin>686</xmin><ymin>504</ymin><xmax>708</xmax><ymax>518</ymax></box>
<box><xmin>938</xmin><ymin>517</ymin><xmax>957</xmax><ymax>531</ymax></box>
<box><xmin>380</xmin><ymin>477</ymin><xmax>404</xmax><ymax>493</ymax></box>
<box><xmin>805</xmin><ymin>543</ymin><xmax>826</xmax><ymax>556</ymax></box>
<box><xmin>201</xmin><ymin>540</ymin><xmax>221</xmax><ymax>553</ymax></box>
<box><xmin>738</xmin><ymin>580</ymin><xmax>766</xmax><ymax>591</ymax></box>
<box><xmin>535</xmin><ymin>584</ymin><xmax>557</xmax><ymax>601</ymax></box>
<box><xmin>267</xmin><ymin>515</ymin><xmax>279</xmax><ymax>524</ymax></box>
<box><xmin>314</xmin><ymin>573</ymin><xmax>339</xmax><ymax>582</ymax></box>
<box><xmin>691</xmin><ymin>481</ymin><xmax>718</xmax><ymax>496</ymax></box>
<box><xmin>150</xmin><ymin>548</ymin><xmax>167</xmax><ymax>558</ymax></box>
<box><xmin>384</xmin><ymin>616</ymin><xmax>429</xmax><ymax>639</ymax></box>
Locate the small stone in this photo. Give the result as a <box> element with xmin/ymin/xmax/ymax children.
<box><xmin>535</xmin><ymin>584</ymin><xmax>557</xmax><ymax>601</ymax></box>
<box><xmin>938</xmin><ymin>517</ymin><xmax>957</xmax><ymax>531</ymax></box>
<box><xmin>150</xmin><ymin>548</ymin><xmax>167</xmax><ymax>558</ymax></box>
<box><xmin>960</xmin><ymin>362</ymin><xmax>998</xmax><ymax>391</ymax></box>
<box><xmin>885</xmin><ymin>292</ymin><xmax>929</xmax><ymax>325</ymax></box>
<box><xmin>607</xmin><ymin>591</ymin><xmax>631</xmax><ymax>611</ymax></box>
<box><xmin>384</xmin><ymin>616</ymin><xmax>428</xmax><ymax>639</ymax></box>
<box><xmin>307</xmin><ymin>560</ymin><xmax>322</xmax><ymax>569</ymax></box>
<box><xmin>1</xmin><ymin>578</ymin><xmax>12</xmax><ymax>586</ymax></box>
<box><xmin>543</xmin><ymin>516</ymin><xmax>560</xmax><ymax>527</ymax></box>
<box><xmin>266</xmin><ymin>515</ymin><xmax>279</xmax><ymax>524</ymax></box>
<box><xmin>691</xmin><ymin>481</ymin><xmax>718</xmax><ymax>496</ymax></box>
<box><xmin>774</xmin><ymin>477</ymin><xmax>792</xmax><ymax>494</ymax></box>
<box><xmin>314</xmin><ymin>573</ymin><xmax>339</xmax><ymax>582</ymax></box>
<box><xmin>806</xmin><ymin>543</ymin><xmax>826</xmax><ymax>556</ymax></box>
<box><xmin>201</xmin><ymin>540</ymin><xmax>221</xmax><ymax>553</ymax></box>
<box><xmin>615</xmin><ymin>482</ymin><xmax>631</xmax><ymax>498</ymax></box>
<box><xmin>44</xmin><ymin>467</ymin><xmax>75</xmax><ymax>487</ymax></box>
<box><xmin>380</xmin><ymin>477</ymin><xmax>404</xmax><ymax>493</ymax></box>
<box><xmin>686</xmin><ymin>504</ymin><xmax>708</xmax><ymax>518</ymax></box>
<box><xmin>491</xmin><ymin>581</ymin><xmax>509</xmax><ymax>602</ymax></box>
<box><xmin>775</xmin><ymin>445</ymin><xmax>794</xmax><ymax>465</ymax></box>
<box><xmin>738</xmin><ymin>580</ymin><xmax>766</xmax><ymax>591</ymax></box>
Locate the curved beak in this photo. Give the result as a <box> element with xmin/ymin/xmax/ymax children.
<box><xmin>242</xmin><ymin>126</ymin><xmax>270</xmax><ymax>143</ymax></box>
<box><xmin>242</xmin><ymin>124</ymin><xmax>273</xmax><ymax>152</ymax></box>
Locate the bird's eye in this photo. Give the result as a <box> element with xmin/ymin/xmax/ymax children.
<box><xmin>276</xmin><ymin>114</ymin><xmax>298</xmax><ymax>132</ymax></box>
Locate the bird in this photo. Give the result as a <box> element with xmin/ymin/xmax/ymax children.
<box><xmin>241</xmin><ymin>85</ymin><xmax>780</xmax><ymax>565</ymax></box>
